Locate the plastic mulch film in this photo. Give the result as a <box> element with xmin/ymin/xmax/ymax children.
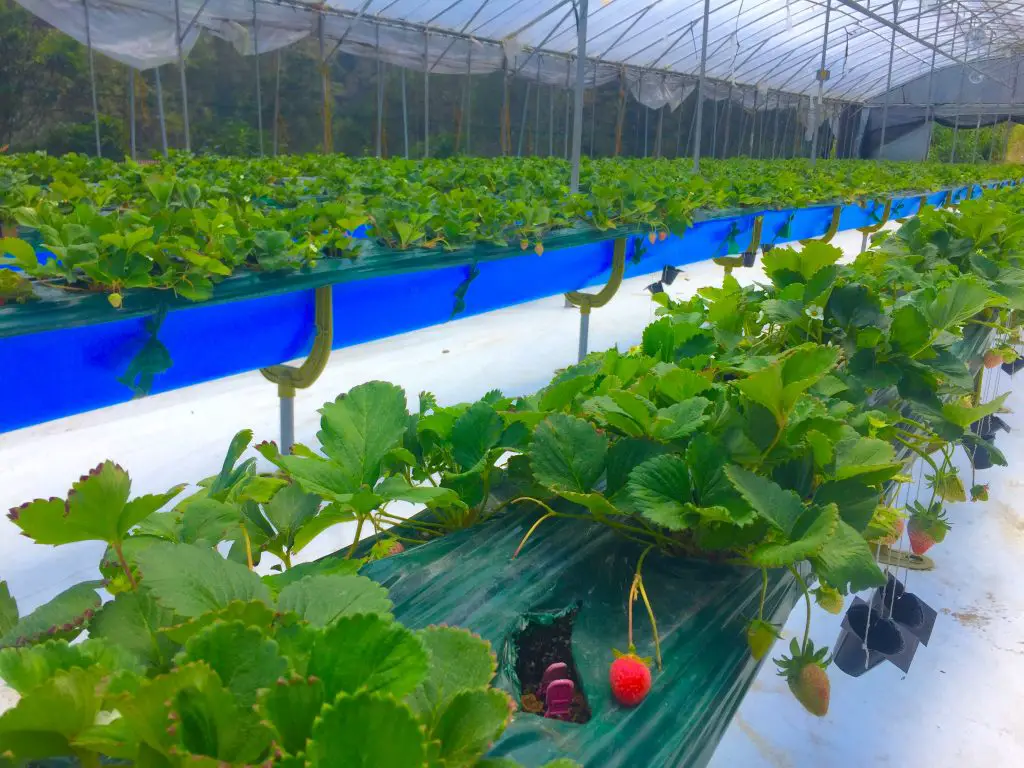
<box><xmin>361</xmin><ymin>510</ymin><xmax>802</xmax><ymax>768</ymax></box>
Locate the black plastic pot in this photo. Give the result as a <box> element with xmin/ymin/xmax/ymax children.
<box><xmin>970</xmin><ymin>439</ymin><xmax>996</xmax><ymax>470</ymax></box>
<box><xmin>970</xmin><ymin>415</ymin><xmax>1010</xmax><ymax>439</ymax></box>
<box><xmin>890</xmin><ymin>593</ymin><xmax>925</xmax><ymax>630</ymax></box>
<box><xmin>1001</xmin><ymin>358</ymin><xmax>1024</xmax><ymax>376</ymax></box>
<box><xmin>833</xmin><ymin>601</ymin><xmax>907</xmax><ymax>677</ymax></box>
<box><xmin>742</xmin><ymin>250</ymin><xmax>757</xmax><ymax>268</ymax></box>
<box><xmin>878</xmin><ymin>573</ymin><xmax>906</xmax><ymax>605</ymax></box>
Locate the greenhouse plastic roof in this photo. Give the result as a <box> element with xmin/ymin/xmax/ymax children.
<box><xmin>15</xmin><ymin>0</ymin><xmax>1024</xmax><ymax>103</ymax></box>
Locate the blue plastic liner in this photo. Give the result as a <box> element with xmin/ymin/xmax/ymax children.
<box><xmin>0</xmin><ymin>184</ymin><xmax>996</xmax><ymax>433</ymax></box>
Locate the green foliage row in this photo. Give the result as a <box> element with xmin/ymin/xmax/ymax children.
<box><xmin>3</xmin><ymin>185</ymin><xmax>1023</xmax><ymax>751</ymax></box>
<box><xmin>1</xmin><ymin>153</ymin><xmax>1021</xmax><ymax>305</ymax></box>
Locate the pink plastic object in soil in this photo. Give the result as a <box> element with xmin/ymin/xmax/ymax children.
<box><xmin>544</xmin><ymin>679</ymin><xmax>575</xmax><ymax>720</ymax></box>
<box><xmin>539</xmin><ymin>662</ymin><xmax>569</xmax><ymax>697</ymax></box>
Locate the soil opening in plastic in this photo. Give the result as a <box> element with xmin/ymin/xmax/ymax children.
<box><xmin>515</xmin><ymin>609</ymin><xmax>592</xmax><ymax>724</ymax></box>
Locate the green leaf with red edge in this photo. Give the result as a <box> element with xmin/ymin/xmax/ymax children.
<box><xmin>257</xmin><ymin>673</ymin><xmax>325</xmax><ymax>758</ymax></box>
<box><xmin>178</xmin><ymin>621</ymin><xmax>288</xmax><ymax>707</ymax></box>
<box><xmin>0</xmin><ymin>582</ymin><xmax>102</xmax><ymax>649</ymax></box>
<box><xmin>6</xmin><ymin>462</ymin><xmax>184</xmax><ymax>546</ymax></box>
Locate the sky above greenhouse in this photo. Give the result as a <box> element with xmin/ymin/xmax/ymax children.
<box><xmin>14</xmin><ymin>0</ymin><xmax>1024</xmax><ymax>102</ymax></box>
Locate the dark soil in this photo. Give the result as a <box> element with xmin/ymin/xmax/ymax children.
<box><xmin>514</xmin><ymin>610</ymin><xmax>591</xmax><ymax>724</ymax></box>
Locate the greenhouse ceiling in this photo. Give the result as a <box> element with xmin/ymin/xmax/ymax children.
<box><xmin>14</xmin><ymin>0</ymin><xmax>1024</xmax><ymax>103</ymax></box>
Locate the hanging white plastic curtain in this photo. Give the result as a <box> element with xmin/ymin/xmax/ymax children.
<box><xmin>13</xmin><ymin>0</ymin><xmax>1024</xmax><ymax>100</ymax></box>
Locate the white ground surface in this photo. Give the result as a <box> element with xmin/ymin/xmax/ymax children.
<box><xmin>2</xmin><ymin>226</ymin><xmax>1023</xmax><ymax>766</ymax></box>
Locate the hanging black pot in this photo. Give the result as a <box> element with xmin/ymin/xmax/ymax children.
<box><xmin>873</xmin><ymin>589</ymin><xmax>939</xmax><ymax>647</ymax></box>
<box><xmin>890</xmin><ymin>593</ymin><xmax>925</xmax><ymax>630</ymax></box>
<box><xmin>833</xmin><ymin>600</ymin><xmax>906</xmax><ymax>677</ymax></box>
<box><xmin>970</xmin><ymin>415</ymin><xmax>1010</xmax><ymax>439</ymax></box>
<box><xmin>970</xmin><ymin>439</ymin><xmax>996</xmax><ymax>470</ymax></box>
<box><xmin>1001</xmin><ymin>358</ymin><xmax>1024</xmax><ymax>376</ymax></box>
<box><xmin>742</xmin><ymin>250</ymin><xmax>757</xmax><ymax>268</ymax></box>
<box><xmin>878</xmin><ymin>572</ymin><xmax>905</xmax><ymax>605</ymax></box>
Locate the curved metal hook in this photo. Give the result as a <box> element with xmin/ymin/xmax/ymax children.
<box><xmin>261</xmin><ymin>286</ymin><xmax>334</xmax><ymax>398</ymax></box>
<box><xmin>565</xmin><ymin>237</ymin><xmax>627</xmax><ymax>314</ymax></box>
<box><xmin>858</xmin><ymin>198</ymin><xmax>892</xmax><ymax>235</ymax></box>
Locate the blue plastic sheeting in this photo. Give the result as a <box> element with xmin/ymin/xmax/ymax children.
<box><xmin>0</xmin><ymin>184</ymin><xmax>1002</xmax><ymax>433</ymax></box>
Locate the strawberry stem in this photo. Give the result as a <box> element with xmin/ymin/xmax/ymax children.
<box><xmin>758</xmin><ymin>568</ymin><xmax>768</xmax><ymax>620</ymax></box>
<box><xmin>112</xmin><ymin>539</ymin><xmax>138</xmax><ymax>591</ymax></box>
<box><xmin>788</xmin><ymin>565</ymin><xmax>812</xmax><ymax>654</ymax></box>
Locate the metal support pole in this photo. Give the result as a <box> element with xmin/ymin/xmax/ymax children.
<box><xmin>749</xmin><ymin>90</ymin><xmax>758</xmax><ymax>155</ymax></box>
<box><xmin>273</xmin><ymin>52</ymin><xmax>281</xmax><ymax>156</ymax></box>
<box><xmin>771</xmin><ymin>93</ymin><xmax>780</xmax><ymax>158</ymax></box>
<box><xmin>155</xmin><ymin>67</ymin><xmax>169</xmax><ymax>157</ymax></box>
<box><xmin>877</xmin><ymin>1</ymin><xmax>897</xmax><ymax>159</ymax></box>
<box><xmin>564</xmin><ymin>62</ymin><xmax>572</xmax><ymax>161</ymax></box>
<box><xmin>693</xmin><ymin>0</ymin><xmax>711</xmax><ymax>173</ymax></box>
<box><xmin>549</xmin><ymin>83</ymin><xmax>555</xmax><ymax>156</ymax></box>
<box><xmin>279</xmin><ymin>397</ymin><xmax>295</xmax><ymax>455</ymax></box>
<box><xmin>577</xmin><ymin>312</ymin><xmax>590</xmax><ymax>363</ymax></box>
<box><xmin>466</xmin><ymin>45</ymin><xmax>473</xmax><ymax>154</ymax></box>
<box><xmin>173</xmin><ymin>0</ymin><xmax>191</xmax><ymax>152</ymax></box>
<box><xmin>401</xmin><ymin>68</ymin><xmax>409</xmax><ymax>159</ymax></box>
<box><xmin>565</xmin><ymin>238</ymin><xmax>626</xmax><ymax>361</ymax></box>
<box><xmin>710</xmin><ymin>91</ymin><xmax>718</xmax><ymax>158</ymax></box>
<box><xmin>517</xmin><ymin>82</ymin><xmax>532</xmax><ymax>156</ymax></box>
<box><xmin>973</xmin><ymin>111</ymin><xmax>982</xmax><ymax>162</ymax></box>
<box><xmin>589</xmin><ymin>68</ymin><xmax>597</xmax><ymax>155</ymax></box>
<box><xmin>375</xmin><ymin>39</ymin><xmax>384</xmax><ymax>157</ymax></box>
<box><xmin>424</xmin><ymin>31</ymin><xmax>430</xmax><ymax>158</ymax></box>
<box><xmin>723</xmin><ymin>85</ymin><xmax>733</xmax><ymax>157</ymax></box>
<box><xmin>319</xmin><ymin>15</ymin><xmax>331</xmax><ymax>153</ymax></box>
<box><xmin>535</xmin><ymin>60</ymin><xmax>542</xmax><ymax>155</ymax></box>
<box><xmin>128</xmin><ymin>69</ymin><xmax>137</xmax><ymax>161</ymax></box>
<box><xmin>922</xmin><ymin>3</ymin><xmax>941</xmax><ymax>155</ymax></box>
<box><xmin>950</xmin><ymin>9</ymin><xmax>965</xmax><ymax>162</ymax></box>
<box><xmin>810</xmin><ymin>0</ymin><xmax>832</xmax><ymax>165</ymax></box>
<box><xmin>83</xmin><ymin>0</ymin><xmax>102</xmax><ymax>157</ymax></box>
<box><xmin>1003</xmin><ymin>59</ymin><xmax>1020</xmax><ymax>161</ymax></box>
<box><xmin>252</xmin><ymin>0</ymin><xmax>264</xmax><ymax>157</ymax></box>
<box><xmin>655</xmin><ymin>104</ymin><xmax>664</xmax><ymax>157</ymax></box>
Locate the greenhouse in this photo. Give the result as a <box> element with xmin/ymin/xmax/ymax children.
<box><xmin>2</xmin><ymin>0</ymin><xmax>1024</xmax><ymax>766</ymax></box>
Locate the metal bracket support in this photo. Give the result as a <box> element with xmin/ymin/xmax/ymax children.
<box><xmin>857</xmin><ymin>198</ymin><xmax>892</xmax><ymax>252</ymax></box>
<box><xmin>800</xmin><ymin>206</ymin><xmax>841</xmax><ymax>247</ymax></box>
<box><xmin>260</xmin><ymin>286</ymin><xmax>333</xmax><ymax>453</ymax></box>
<box><xmin>714</xmin><ymin>215</ymin><xmax>764</xmax><ymax>274</ymax></box>
<box><xmin>564</xmin><ymin>238</ymin><xmax>627</xmax><ymax>362</ymax></box>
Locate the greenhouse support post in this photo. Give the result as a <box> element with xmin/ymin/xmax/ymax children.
<box><xmin>155</xmin><ymin>67</ymin><xmax>169</xmax><ymax>157</ymax></box>
<box><xmin>877</xmin><ymin>0</ymin><xmax>898</xmax><ymax>158</ymax></box>
<box><xmin>549</xmin><ymin>84</ymin><xmax>555</xmax><ymax>156</ymax></box>
<box><xmin>693</xmin><ymin>0</ymin><xmax>711</xmax><ymax>172</ymax></box>
<box><xmin>570</xmin><ymin>0</ymin><xmax>588</xmax><ymax>195</ymax></box>
<box><xmin>424</xmin><ymin>31</ymin><xmax>430</xmax><ymax>158</ymax></box>
<box><xmin>376</xmin><ymin>28</ymin><xmax>383</xmax><ymax>158</ymax></box>
<box><xmin>273</xmin><ymin>52</ymin><xmax>281</xmax><ymax>156</ymax></box>
<box><xmin>589</xmin><ymin>68</ymin><xmax>597</xmax><ymax>155</ymax></box>
<box><xmin>517</xmin><ymin>82</ymin><xmax>532</xmax><ymax>157</ymax></box>
<box><xmin>466</xmin><ymin>44</ymin><xmax>473</xmax><ymax>154</ymax></box>
<box><xmin>655</xmin><ymin>104</ymin><xmax>664</xmax><ymax>157</ymax></box>
<box><xmin>1004</xmin><ymin>59</ymin><xmax>1020</xmax><ymax>160</ymax></box>
<box><xmin>950</xmin><ymin>7</ymin><xmax>965</xmax><ymax>162</ymax></box>
<box><xmin>536</xmin><ymin>60</ymin><xmax>542</xmax><ymax>155</ymax></box>
<box><xmin>401</xmin><ymin>68</ymin><xmax>409</xmax><ymax>159</ymax></box>
<box><xmin>923</xmin><ymin>2</ymin><xmax>941</xmax><ymax>149</ymax></box>
<box><xmin>128</xmin><ymin>69</ymin><xmax>136</xmax><ymax>161</ymax></box>
<box><xmin>564</xmin><ymin>64</ymin><xmax>571</xmax><ymax>160</ymax></box>
<box><xmin>810</xmin><ymin>0</ymin><xmax>832</xmax><ymax>166</ymax></box>
<box><xmin>82</xmin><ymin>0</ymin><xmax>101</xmax><ymax>157</ymax></box>
<box><xmin>252</xmin><ymin>0</ymin><xmax>264</xmax><ymax>157</ymax></box>
<box><xmin>173</xmin><ymin>0</ymin><xmax>191</xmax><ymax>152</ymax></box>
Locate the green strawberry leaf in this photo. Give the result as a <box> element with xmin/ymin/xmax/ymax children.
<box><xmin>7</xmin><ymin>462</ymin><xmax>184</xmax><ymax>546</ymax></box>
<box><xmin>649</xmin><ymin>397</ymin><xmax>711</xmax><ymax>441</ymax></box>
<box><xmin>0</xmin><ymin>582</ymin><xmax>17</xmax><ymax>638</ymax></box>
<box><xmin>725</xmin><ymin>465</ymin><xmax>805</xmax><ymax>537</ymax></box>
<box><xmin>529</xmin><ymin>413</ymin><xmax>608</xmax><ymax>494</ymax></box>
<box><xmin>257</xmin><ymin>673</ymin><xmax>325</xmax><ymax>757</ymax></box>
<box><xmin>318</xmin><ymin>381</ymin><xmax>410</xmax><ymax>490</ymax></box>
<box><xmin>178</xmin><ymin>621</ymin><xmax>288</xmax><ymax>706</ymax></box>
<box><xmin>276</xmin><ymin>574</ymin><xmax>392</xmax><ymax>627</ymax></box>
<box><xmin>307</xmin><ymin>614</ymin><xmax>428</xmax><ymax>700</ymax></box>
<box><xmin>430</xmin><ymin>688</ymin><xmax>513</xmax><ymax>768</ymax></box>
<box><xmin>627</xmin><ymin>454</ymin><xmax>693</xmax><ymax>530</ymax></box>
<box><xmin>407</xmin><ymin>626</ymin><xmax>498</xmax><ymax>724</ymax></box>
<box><xmin>747</xmin><ymin>504</ymin><xmax>839</xmax><ymax>567</ymax></box>
<box><xmin>308</xmin><ymin>692</ymin><xmax>425</xmax><ymax>767</ymax></box>
<box><xmin>832</xmin><ymin>437</ymin><xmax>902</xmax><ymax>482</ymax></box>
<box><xmin>134</xmin><ymin>542</ymin><xmax>271</xmax><ymax>617</ymax></box>
<box><xmin>87</xmin><ymin>590</ymin><xmax>180</xmax><ymax>667</ymax></box>
<box><xmin>450</xmin><ymin>400</ymin><xmax>504</xmax><ymax>470</ymax></box>
<box><xmin>810</xmin><ymin>519</ymin><xmax>887</xmax><ymax>594</ymax></box>
<box><xmin>0</xmin><ymin>582</ymin><xmax>102</xmax><ymax>649</ymax></box>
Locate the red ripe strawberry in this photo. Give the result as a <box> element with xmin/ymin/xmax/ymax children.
<box><xmin>609</xmin><ymin>650</ymin><xmax>651</xmax><ymax>707</ymax></box>
<box><xmin>984</xmin><ymin>350</ymin><xmax>1003</xmax><ymax>369</ymax></box>
<box><xmin>775</xmin><ymin>638</ymin><xmax>831</xmax><ymax>717</ymax></box>
<box><xmin>745</xmin><ymin>619</ymin><xmax>780</xmax><ymax>660</ymax></box>
<box><xmin>908</xmin><ymin>502</ymin><xmax>950</xmax><ymax>555</ymax></box>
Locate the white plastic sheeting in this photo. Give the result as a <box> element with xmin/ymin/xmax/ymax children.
<box><xmin>12</xmin><ymin>0</ymin><xmax>1024</xmax><ymax>105</ymax></box>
